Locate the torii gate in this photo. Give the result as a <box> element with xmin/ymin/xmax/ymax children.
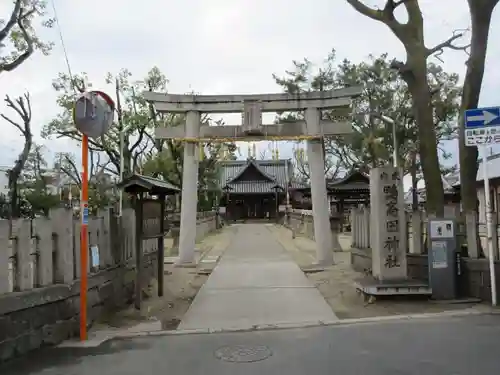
<box><xmin>143</xmin><ymin>87</ymin><xmax>363</xmax><ymax>266</ymax></box>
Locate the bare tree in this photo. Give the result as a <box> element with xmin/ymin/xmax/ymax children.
<box><xmin>345</xmin><ymin>0</ymin><xmax>471</xmax><ymax>216</ymax></box>
<box><xmin>0</xmin><ymin>93</ymin><xmax>33</xmax><ymax>217</ymax></box>
<box><xmin>55</xmin><ymin>150</ymin><xmax>111</xmax><ymax>188</ymax></box>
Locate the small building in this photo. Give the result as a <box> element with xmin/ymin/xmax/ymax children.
<box><xmin>327</xmin><ymin>170</ymin><xmax>370</xmax><ymax>212</ymax></box>
<box><xmin>219</xmin><ymin>159</ymin><xmax>296</xmax><ymax>220</ymax></box>
<box><xmin>326</xmin><ymin>170</ymin><xmax>370</xmax><ymax>230</ymax></box>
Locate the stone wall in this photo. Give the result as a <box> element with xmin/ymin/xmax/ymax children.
<box><xmin>288</xmin><ymin>211</ymin><xmax>315</xmax><ymax>239</ymax></box>
<box><xmin>351</xmin><ymin>247</ymin><xmax>500</xmax><ymax>302</ymax></box>
<box><xmin>0</xmin><ymin>209</ymin><xmax>218</xmax><ymax>363</ymax></box>
<box><xmin>286</xmin><ymin>211</ymin><xmax>346</xmax><ymax>251</ymax></box>
<box><xmin>195</xmin><ymin>212</ymin><xmax>219</xmax><ymax>242</ymax></box>
<box><xmin>349</xmin><ymin>206</ymin><xmax>500</xmax><ymax>302</ymax></box>
<box><xmin>0</xmin><ymin>252</ymin><xmax>157</xmax><ymax>362</ymax></box>
<box><xmin>291</xmin><ymin>208</ymin><xmax>500</xmax><ymax>303</ymax></box>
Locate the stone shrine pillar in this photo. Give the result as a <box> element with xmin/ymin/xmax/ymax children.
<box><xmin>178</xmin><ymin>111</ymin><xmax>201</xmax><ymax>265</ymax></box>
<box><xmin>369</xmin><ymin>167</ymin><xmax>407</xmax><ymax>280</ymax></box>
<box><xmin>306</xmin><ymin>107</ymin><xmax>333</xmax><ymax>265</ymax></box>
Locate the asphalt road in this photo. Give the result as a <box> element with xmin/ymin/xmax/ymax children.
<box><xmin>2</xmin><ymin>313</ymin><xmax>500</xmax><ymax>375</ymax></box>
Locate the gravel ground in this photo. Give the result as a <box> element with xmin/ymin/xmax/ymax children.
<box><xmin>90</xmin><ymin>227</ymin><xmax>234</xmax><ymax>333</ymax></box>
<box><xmin>268</xmin><ymin>225</ymin><xmax>488</xmax><ymax>319</ymax></box>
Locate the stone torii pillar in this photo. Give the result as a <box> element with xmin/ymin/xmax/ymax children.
<box><xmin>144</xmin><ymin>87</ymin><xmax>362</xmax><ymax>266</ymax></box>
<box><xmin>178</xmin><ymin>111</ymin><xmax>200</xmax><ymax>264</ymax></box>
<box><xmin>305</xmin><ymin>107</ymin><xmax>332</xmax><ymax>265</ymax></box>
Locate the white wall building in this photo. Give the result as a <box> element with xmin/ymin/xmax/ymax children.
<box><xmin>452</xmin><ymin>154</ymin><xmax>500</xmax><ymax>224</ymax></box>
<box><xmin>0</xmin><ymin>166</ymin><xmax>10</xmax><ymax>196</ymax></box>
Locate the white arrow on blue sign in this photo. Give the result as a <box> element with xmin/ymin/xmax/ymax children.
<box><xmin>465</xmin><ymin>107</ymin><xmax>500</xmax><ymax>128</ymax></box>
<box><xmin>464</xmin><ymin>106</ymin><xmax>500</xmax><ymax>305</ymax></box>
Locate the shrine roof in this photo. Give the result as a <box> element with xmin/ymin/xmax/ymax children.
<box><xmin>117</xmin><ymin>174</ymin><xmax>180</xmax><ymax>195</ymax></box>
<box><xmin>226</xmin><ymin>159</ymin><xmax>276</xmax><ymax>184</ymax></box>
<box><xmin>219</xmin><ymin>159</ymin><xmax>291</xmax><ymax>194</ymax></box>
<box><xmin>224</xmin><ymin>181</ymin><xmax>283</xmax><ymax>194</ymax></box>
<box><xmin>326</xmin><ymin>170</ymin><xmax>369</xmax><ymax>192</ymax></box>
<box><xmin>327</xmin><ymin>183</ymin><xmax>369</xmax><ymax>192</ymax></box>
<box><xmin>327</xmin><ymin>170</ymin><xmax>369</xmax><ymax>185</ymax></box>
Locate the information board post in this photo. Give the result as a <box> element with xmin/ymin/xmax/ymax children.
<box><xmin>464</xmin><ymin>106</ymin><xmax>500</xmax><ymax>306</ymax></box>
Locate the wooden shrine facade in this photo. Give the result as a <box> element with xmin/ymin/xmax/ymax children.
<box><xmin>219</xmin><ymin>159</ymin><xmax>296</xmax><ymax>221</ymax></box>
<box><xmin>327</xmin><ymin>170</ymin><xmax>370</xmax><ymax>210</ymax></box>
<box><xmin>327</xmin><ymin>170</ymin><xmax>369</xmax><ymax>230</ymax></box>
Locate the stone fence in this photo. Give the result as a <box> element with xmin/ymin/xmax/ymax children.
<box><xmin>350</xmin><ymin>207</ymin><xmax>500</xmax><ymax>302</ymax></box>
<box><xmin>286</xmin><ymin>210</ymin><xmax>349</xmax><ymax>251</ymax></box>
<box><xmin>0</xmin><ymin>208</ymin><xmax>217</xmax><ymax>362</ymax></box>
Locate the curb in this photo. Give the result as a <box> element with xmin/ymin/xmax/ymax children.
<box><xmin>61</xmin><ymin>308</ymin><xmax>498</xmax><ymax>347</ymax></box>
<box><xmin>127</xmin><ymin>308</ymin><xmax>497</xmax><ymax>337</ymax></box>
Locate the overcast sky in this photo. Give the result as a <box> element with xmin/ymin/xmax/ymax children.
<box><xmin>0</xmin><ymin>0</ymin><xmax>499</xmax><ymax>177</ymax></box>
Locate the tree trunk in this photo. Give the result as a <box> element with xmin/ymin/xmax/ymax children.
<box><xmin>9</xmin><ymin>136</ymin><xmax>32</xmax><ymax>218</ymax></box>
<box><xmin>459</xmin><ymin>3</ymin><xmax>496</xmax><ymax>214</ymax></box>
<box><xmin>408</xmin><ymin>60</ymin><xmax>444</xmax><ymax>217</ymax></box>
<box><xmin>459</xmin><ymin>0</ymin><xmax>497</xmax><ymax>259</ymax></box>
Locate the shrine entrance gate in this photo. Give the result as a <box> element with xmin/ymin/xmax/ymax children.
<box><xmin>143</xmin><ymin>87</ymin><xmax>362</xmax><ymax>266</ymax></box>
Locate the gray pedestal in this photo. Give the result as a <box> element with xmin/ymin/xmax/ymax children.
<box><xmin>428</xmin><ymin>219</ymin><xmax>459</xmax><ymax>300</ymax></box>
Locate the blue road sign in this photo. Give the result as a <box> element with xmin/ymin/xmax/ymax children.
<box><xmin>465</xmin><ymin>107</ymin><xmax>500</xmax><ymax>128</ymax></box>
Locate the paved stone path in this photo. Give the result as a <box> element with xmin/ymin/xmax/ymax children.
<box><xmin>178</xmin><ymin>223</ymin><xmax>338</xmax><ymax>331</ymax></box>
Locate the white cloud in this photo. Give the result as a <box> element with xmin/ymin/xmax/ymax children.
<box><xmin>0</xmin><ymin>0</ymin><xmax>498</xmax><ymax>170</ymax></box>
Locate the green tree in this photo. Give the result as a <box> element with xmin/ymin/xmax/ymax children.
<box><xmin>45</xmin><ymin>66</ymin><xmax>237</xmax><ymax>210</ymax></box>
<box><xmin>273</xmin><ymin>51</ymin><xmax>461</xmax><ymax>185</ymax></box>
<box><xmin>344</xmin><ymin>0</ymin><xmax>469</xmax><ymax>215</ymax></box>
<box><xmin>459</xmin><ymin>0</ymin><xmax>499</xmax><ymax>218</ymax></box>
<box><xmin>42</xmin><ymin>67</ymin><xmax>163</xmax><ymax>177</ymax></box>
<box><xmin>19</xmin><ymin>144</ymin><xmax>60</xmax><ymax>216</ymax></box>
<box><xmin>142</xmin><ymin>122</ymin><xmax>238</xmax><ymax>209</ymax></box>
<box><xmin>0</xmin><ymin>0</ymin><xmax>53</xmax><ymax>74</ymax></box>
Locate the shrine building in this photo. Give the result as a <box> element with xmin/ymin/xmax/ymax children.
<box><xmin>218</xmin><ymin>158</ymin><xmax>306</xmax><ymax>220</ymax></box>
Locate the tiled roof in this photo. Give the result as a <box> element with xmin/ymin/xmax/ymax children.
<box><xmin>289</xmin><ymin>181</ymin><xmax>309</xmax><ymax>190</ymax></box>
<box><xmin>326</xmin><ymin>170</ymin><xmax>369</xmax><ymax>192</ymax></box>
<box><xmin>219</xmin><ymin>159</ymin><xmax>292</xmax><ymax>194</ymax></box>
<box><xmin>328</xmin><ymin>183</ymin><xmax>369</xmax><ymax>192</ymax></box>
<box><xmin>327</xmin><ymin>170</ymin><xmax>369</xmax><ymax>186</ymax></box>
<box><xmin>226</xmin><ymin>160</ymin><xmax>276</xmax><ymax>184</ymax></box>
<box><xmin>225</xmin><ymin>181</ymin><xmax>282</xmax><ymax>194</ymax></box>
<box><xmin>117</xmin><ymin>174</ymin><xmax>180</xmax><ymax>195</ymax></box>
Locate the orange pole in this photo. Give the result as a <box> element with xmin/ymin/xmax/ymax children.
<box><xmin>80</xmin><ymin>134</ymin><xmax>89</xmax><ymax>341</ymax></box>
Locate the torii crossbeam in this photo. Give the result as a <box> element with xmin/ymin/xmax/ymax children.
<box><xmin>144</xmin><ymin>87</ymin><xmax>361</xmax><ymax>142</ymax></box>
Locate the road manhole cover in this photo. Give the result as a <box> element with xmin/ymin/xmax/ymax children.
<box><xmin>214</xmin><ymin>345</ymin><xmax>272</xmax><ymax>363</ymax></box>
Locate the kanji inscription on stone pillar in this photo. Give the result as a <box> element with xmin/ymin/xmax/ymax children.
<box><xmin>369</xmin><ymin>166</ymin><xmax>407</xmax><ymax>280</ymax></box>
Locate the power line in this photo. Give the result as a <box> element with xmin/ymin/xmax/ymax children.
<box><xmin>50</xmin><ymin>0</ymin><xmax>78</xmax><ymax>94</ymax></box>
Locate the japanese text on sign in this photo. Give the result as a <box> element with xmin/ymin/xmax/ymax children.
<box><xmin>381</xmin><ymin>171</ymin><xmax>401</xmax><ymax>269</ymax></box>
<box><xmin>465</xmin><ymin>128</ymin><xmax>500</xmax><ymax>146</ymax></box>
